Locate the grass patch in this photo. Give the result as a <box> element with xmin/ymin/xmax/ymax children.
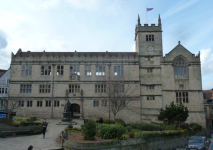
<box><xmin>128</xmin><ymin>129</ymin><xmax>142</xmax><ymax>134</ymax></box>
<box><xmin>67</xmin><ymin>130</ymin><xmax>81</xmax><ymax>133</ymax></box>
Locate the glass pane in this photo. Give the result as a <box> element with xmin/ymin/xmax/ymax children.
<box><xmin>99</xmin><ymin>66</ymin><xmax>102</xmax><ymax>70</ymax></box>
<box><xmin>29</xmin><ymin>66</ymin><xmax>32</xmax><ymax>69</ymax></box>
<box><xmin>121</xmin><ymin>66</ymin><xmax>124</xmax><ymax>70</ymax></box>
<box><xmin>26</xmin><ymin>66</ymin><xmax>28</xmax><ymax>69</ymax></box>
<box><xmin>22</xmin><ymin>66</ymin><xmax>25</xmax><ymax>69</ymax></box>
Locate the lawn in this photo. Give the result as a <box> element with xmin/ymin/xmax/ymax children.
<box><xmin>128</xmin><ymin>129</ymin><xmax>142</xmax><ymax>134</ymax></box>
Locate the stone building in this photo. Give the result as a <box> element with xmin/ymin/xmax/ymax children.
<box><xmin>9</xmin><ymin>15</ymin><xmax>206</xmax><ymax>127</ymax></box>
<box><xmin>0</xmin><ymin>68</ymin><xmax>10</xmax><ymax>111</ymax></box>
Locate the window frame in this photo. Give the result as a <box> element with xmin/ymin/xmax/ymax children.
<box><xmin>96</xmin><ymin>65</ymin><xmax>105</xmax><ymax>76</ymax></box>
<box><xmin>146</xmin><ymin>35</ymin><xmax>154</xmax><ymax>41</ymax></box>
<box><xmin>19</xmin><ymin>101</ymin><xmax>24</xmax><ymax>107</ymax></box>
<box><xmin>70</xmin><ymin>65</ymin><xmax>80</xmax><ymax>75</ymax></box>
<box><xmin>22</xmin><ymin>65</ymin><xmax>32</xmax><ymax>76</ymax></box>
<box><xmin>20</xmin><ymin>84</ymin><xmax>32</xmax><ymax>93</ymax></box>
<box><xmin>173</xmin><ymin>57</ymin><xmax>188</xmax><ymax>79</ymax></box>
<box><xmin>147</xmin><ymin>69</ymin><xmax>153</xmax><ymax>73</ymax></box>
<box><xmin>57</xmin><ymin>65</ymin><xmax>64</xmax><ymax>75</ymax></box>
<box><xmin>147</xmin><ymin>96</ymin><xmax>155</xmax><ymax>100</ymax></box>
<box><xmin>176</xmin><ymin>92</ymin><xmax>188</xmax><ymax>103</ymax></box>
<box><xmin>69</xmin><ymin>84</ymin><xmax>80</xmax><ymax>93</ymax></box>
<box><xmin>114</xmin><ymin>65</ymin><xmax>124</xmax><ymax>76</ymax></box>
<box><xmin>46</xmin><ymin>100</ymin><xmax>51</xmax><ymax>107</ymax></box>
<box><xmin>27</xmin><ymin>101</ymin><xmax>32</xmax><ymax>107</ymax></box>
<box><xmin>54</xmin><ymin>100</ymin><xmax>60</xmax><ymax>107</ymax></box>
<box><xmin>39</xmin><ymin>84</ymin><xmax>51</xmax><ymax>93</ymax></box>
<box><xmin>95</xmin><ymin>84</ymin><xmax>106</xmax><ymax>93</ymax></box>
<box><xmin>37</xmin><ymin>101</ymin><xmax>43</xmax><ymax>107</ymax></box>
<box><xmin>85</xmin><ymin>65</ymin><xmax>91</xmax><ymax>76</ymax></box>
<box><xmin>41</xmin><ymin>65</ymin><xmax>51</xmax><ymax>75</ymax></box>
<box><xmin>93</xmin><ymin>101</ymin><xmax>99</xmax><ymax>107</ymax></box>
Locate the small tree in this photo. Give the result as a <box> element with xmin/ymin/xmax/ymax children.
<box><xmin>158</xmin><ymin>101</ymin><xmax>189</xmax><ymax>125</ymax></box>
<box><xmin>100</xmin><ymin>76</ymin><xmax>140</xmax><ymax>121</ymax></box>
<box><xmin>2</xmin><ymin>97</ymin><xmax>20</xmax><ymax>119</ymax></box>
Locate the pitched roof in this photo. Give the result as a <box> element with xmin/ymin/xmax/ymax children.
<box><xmin>166</xmin><ymin>43</ymin><xmax>193</xmax><ymax>55</ymax></box>
<box><xmin>15</xmin><ymin>51</ymin><xmax>138</xmax><ymax>57</ymax></box>
<box><xmin>203</xmin><ymin>90</ymin><xmax>213</xmax><ymax>100</ymax></box>
<box><xmin>0</xmin><ymin>69</ymin><xmax>7</xmax><ymax>78</ymax></box>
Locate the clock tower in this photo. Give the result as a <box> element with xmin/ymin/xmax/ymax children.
<box><xmin>135</xmin><ymin>14</ymin><xmax>163</xmax><ymax>122</ymax></box>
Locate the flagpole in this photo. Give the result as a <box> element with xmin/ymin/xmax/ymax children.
<box><xmin>146</xmin><ymin>6</ymin><xmax>147</xmax><ymax>23</ymax></box>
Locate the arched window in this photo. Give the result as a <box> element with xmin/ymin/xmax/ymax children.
<box><xmin>173</xmin><ymin>57</ymin><xmax>188</xmax><ymax>79</ymax></box>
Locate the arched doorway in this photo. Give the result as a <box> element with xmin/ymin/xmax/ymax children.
<box><xmin>71</xmin><ymin>103</ymin><xmax>80</xmax><ymax>119</ymax></box>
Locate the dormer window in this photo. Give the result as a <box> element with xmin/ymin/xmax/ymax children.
<box><xmin>146</xmin><ymin>35</ymin><xmax>154</xmax><ymax>41</ymax></box>
<box><xmin>174</xmin><ymin>57</ymin><xmax>188</xmax><ymax>79</ymax></box>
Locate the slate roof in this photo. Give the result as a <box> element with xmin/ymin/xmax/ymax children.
<box><xmin>15</xmin><ymin>51</ymin><xmax>138</xmax><ymax>57</ymax></box>
<box><xmin>203</xmin><ymin>90</ymin><xmax>213</xmax><ymax>100</ymax></box>
<box><xmin>0</xmin><ymin>69</ymin><xmax>7</xmax><ymax>78</ymax></box>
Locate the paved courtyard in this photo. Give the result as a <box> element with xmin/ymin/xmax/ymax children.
<box><xmin>0</xmin><ymin>119</ymin><xmax>83</xmax><ymax>150</ymax></box>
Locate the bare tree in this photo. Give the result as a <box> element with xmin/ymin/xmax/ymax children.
<box><xmin>2</xmin><ymin>97</ymin><xmax>20</xmax><ymax>119</ymax></box>
<box><xmin>99</xmin><ymin>76</ymin><xmax>140</xmax><ymax>121</ymax></box>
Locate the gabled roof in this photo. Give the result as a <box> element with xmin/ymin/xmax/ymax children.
<box><xmin>166</xmin><ymin>42</ymin><xmax>193</xmax><ymax>56</ymax></box>
<box><xmin>0</xmin><ymin>69</ymin><xmax>7</xmax><ymax>78</ymax></box>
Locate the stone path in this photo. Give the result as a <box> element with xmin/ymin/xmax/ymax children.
<box><xmin>0</xmin><ymin>119</ymin><xmax>84</xmax><ymax>150</ymax></box>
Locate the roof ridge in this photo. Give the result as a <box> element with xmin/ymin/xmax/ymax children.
<box><xmin>166</xmin><ymin>43</ymin><xmax>193</xmax><ymax>55</ymax></box>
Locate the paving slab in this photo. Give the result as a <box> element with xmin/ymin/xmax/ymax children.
<box><xmin>0</xmin><ymin>119</ymin><xmax>83</xmax><ymax>150</ymax></box>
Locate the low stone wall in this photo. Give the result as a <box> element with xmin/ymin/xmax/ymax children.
<box><xmin>61</xmin><ymin>130</ymin><xmax>207</xmax><ymax>150</ymax></box>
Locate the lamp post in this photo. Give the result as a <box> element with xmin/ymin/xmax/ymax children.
<box><xmin>80</xmin><ymin>89</ymin><xmax>84</xmax><ymax>119</ymax></box>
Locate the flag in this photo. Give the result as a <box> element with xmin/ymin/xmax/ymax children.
<box><xmin>147</xmin><ymin>8</ymin><xmax>153</xmax><ymax>12</ymax></box>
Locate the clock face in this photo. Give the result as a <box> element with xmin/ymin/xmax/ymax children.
<box><xmin>148</xmin><ymin>46</ymin><xmax>153</xmax><ymax>51</ymax></box>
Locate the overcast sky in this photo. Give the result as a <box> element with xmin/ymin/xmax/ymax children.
<box><xmin>0</xmin><ymin>0</ymin><xmax>212</xmax><ymax>90</ymax></box>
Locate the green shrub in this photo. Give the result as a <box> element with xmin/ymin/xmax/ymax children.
<box><xmin>190</xmin><ymin>123</ymin><xmax>202</xmax><ymax>131</ymax></box>
<box><xmin>129</xmin><ymin>123</ymin><xmax>161</xmax><ymax>131</ymax></box>
<box><xmin>72</xmin><ymin>127</ymin><xmax>81</xmax><ymax>131</ymax></box>
<box><xmin>13</xmin><ymin>118</ymin><xmax>26</xmax><ymax>126</ymax></box>
<box><xmin>99</xmin><ymin>124</ymin><xmax>125</xmax><ymax>139</ymax></box>
<box><xmin>103</xmin><ymin>118</ymin><xmax>115</xmax><ymax>124</ymax></box>
<box><xmin>126</xmin><ymin>126</ymin><xmax>132</xmax><ymax>132</ymax></box>
<box><xmin>115</xmin><ymin>119</ymin><xmax>126</xmax><ymax>127</ymax></box>
<box><xmin>165</xmin><ymin>125</ymin><xmax>176</xmax><ymax>130</ymax></box>
<box><xmin>30</xmin><ymin>117</ymin><xmax>37</xmax><ymax>121</ymax></box>
<box><xmin>94</xmin><ymin>119</ymin><xmax>99</xmax><ymax>123</ymax></box>
<box><xmin>81</xmin><ymin>119</ymin><xmax>96</xmax><ymax>140</ymax></box>
<box><xmin>129</xmin><ymin>133</ymin><xmax>134</xmax><ymax>138</ymax></box>
<box><xmin>120</xmin><ymin>134</ymin><xmax>128</xmax><ymax>140</ymax></box>
<box><xmin>135</xmin><ymin>130</ymin><xmax>182</xmax><ymax>139</ymax></box>
<box><xmin>68</xmin><ymin>125</ymin><xmax>73</xmax><ymax>128</ymax></box>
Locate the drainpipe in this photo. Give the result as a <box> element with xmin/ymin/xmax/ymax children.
<box><xmin>51</xmin><ymin>64</ymin><xmax>55</xmax><ymax>119</ymax></box>
<box><xmin>108</xmin><ymin>64</ymin><xmax>111</xmax><ymax>120</ymax></box>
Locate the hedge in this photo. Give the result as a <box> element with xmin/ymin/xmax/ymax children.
<box><xmin>0</xmin><ymin>124</ymin><xmax>43</xmax><ymax>136</ymax></box>
<box><xmin>135</xmin><ymin>130</ymin><xmax>182</xmax><ymax>139</ymax></box>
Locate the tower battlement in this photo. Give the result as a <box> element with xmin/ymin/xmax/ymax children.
<box><xmin>135</xmin><ymin>14</ymin><xmax>162</xmax><ymax>40</ymax></box>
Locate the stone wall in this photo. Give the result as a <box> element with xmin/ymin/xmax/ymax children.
<box><xmin>61</xmin><ymin>130</ymin><xmax>207</xmax><ymax>150</ymax></box>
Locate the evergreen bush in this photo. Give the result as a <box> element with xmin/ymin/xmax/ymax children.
<box><xmin>135</xmin><ymin>130</ymin><xmax>182</xmax><ymax>139</ymax></box>
<box><xmin>129</xmin><ymin>123</ymin><xmax>161</xmax><ymax>131</ymax></box>
<box><xmin>120</xmin><ymin>134</ymin><xmax>128</xmax><ymax>140</ymax></box>
<box><xmin>103</xmin><ymin>118</ymin><xmax>115</xmax><ymax>124</ymax></box>
<box><xmin>190</xmin><ymin>123</ymin><xmax>202</xmax><ymax>131</ymax></box>
<box><xmin>126</xmin><ymin>126</ymin><xmax>132</xmax><ymax>132</ymax></box>
<box><xmin>115</xmin><ymin>119</ymin><xmax>126</xmax><ymax>127</ymax></box>
<box><xmin>81</xmin><ymin>119</ymin><xmax>96</xmax><ymax>140</ymax></box>
<box><xmin>99</xmin><ymin>124</ymin><xmax>125</xmax><ymax>139</ymax></box>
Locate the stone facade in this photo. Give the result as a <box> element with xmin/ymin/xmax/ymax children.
<box><xmin>0</xmin><ymin>68</ymin><xmax>10</xmax><ymax>110</ymax></box>
<box><xmin>9</xmin><ymin>15</ymin><xmax>206</xmax><ymax>127</ymax></box>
